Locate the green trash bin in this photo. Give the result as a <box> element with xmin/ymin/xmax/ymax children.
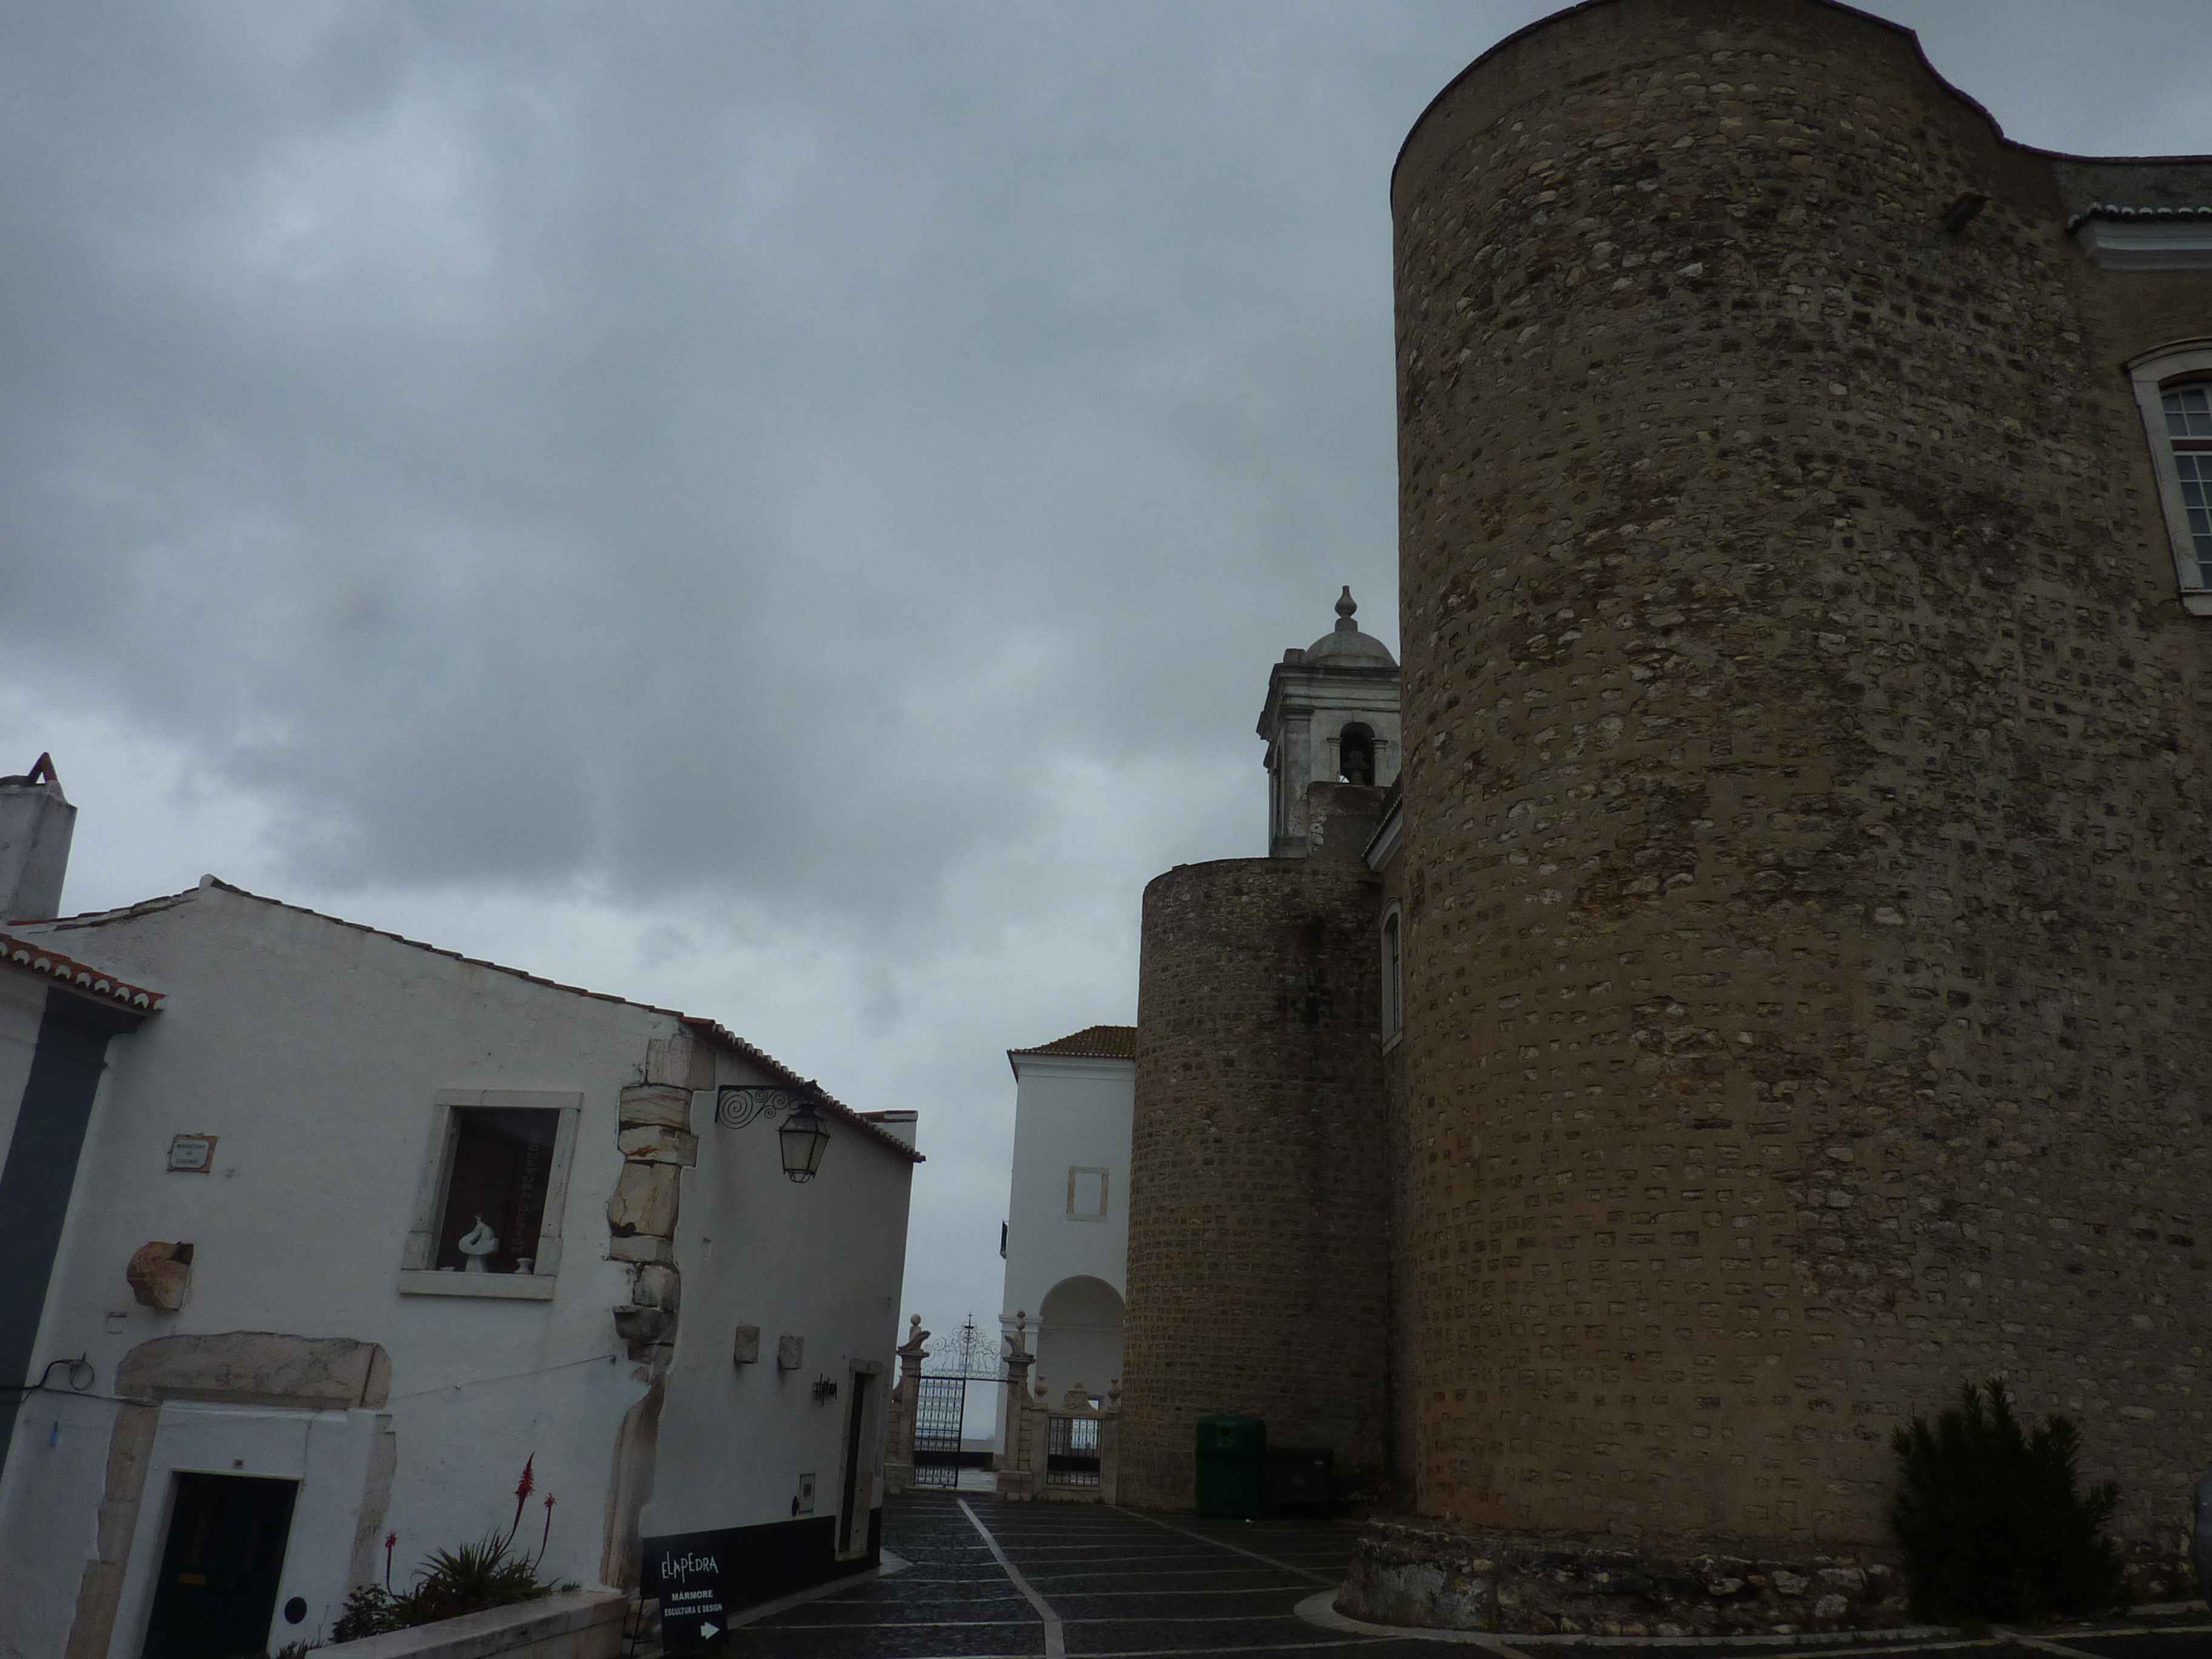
<box><xmin>1195</xmin><ymin>1413</ymin><xmax>1267</xmax><ymax>1518</ymax></box>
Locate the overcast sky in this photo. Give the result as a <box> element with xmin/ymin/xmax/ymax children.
<box><xmin>5</xmin><ymin>0</ymin><xmax>2207</xmax><ymax>1383</ymax></box>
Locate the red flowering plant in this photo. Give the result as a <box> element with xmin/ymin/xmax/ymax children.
<box><xmin>332</xmin><ymin>1458</ymin><xmax>566</xmax><ymax>1640</ymax></box>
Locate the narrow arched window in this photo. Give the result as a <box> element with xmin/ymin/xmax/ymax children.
<box><xmin>2163</xmin><ymin>382</ymin><xmax>2212</xmax><ymax>588</ymax></box>
<box><xmin>1381</xmin><ymin>907</ymin><xmax>1403</xmax><ymax>1038</ymax></box>
<box><xmin>1339</xmin><ymin>723</ymin><xmax>1376</xmax><ymax>786</ymax></box>
<box><xmin>2127</xmin><ymin>343</ymin><xmax>2212</xmax><ymax>614</ymax></box>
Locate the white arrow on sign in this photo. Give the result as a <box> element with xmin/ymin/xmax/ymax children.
<box><xmin>699</xmin><ymin>1623</ymin><xmax>720</xmax><ymax>1640</ymax></box>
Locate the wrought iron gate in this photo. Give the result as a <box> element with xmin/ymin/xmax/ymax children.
<box><xmin>1046</xmin><ymin>1413</ymin><xmax>1100</xmax><ymax>1489</ymax></box>
<box><xmin>913</xmin><ymin>1374</ymin><xmax>967</xmax><ymax>1488</ymax></box>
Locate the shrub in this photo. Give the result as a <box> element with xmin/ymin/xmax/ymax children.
<box><xmin>330</xmin><ymin>1458</ymin><xmax>560</xmax><ymax>1638</ymax></box>
<box><xmin>1890</xmin><ymin>1378</ymin><xmax>2125</xmax><ymax>1621</ymax></box>
<box><xmin>330</xmin><ymin>1584</ymin><xmax>401</xmax><ymax>1641</ymax></box>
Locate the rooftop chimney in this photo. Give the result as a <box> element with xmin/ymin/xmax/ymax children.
<box><xmin>0</xmin><ymin>754</ymin><xmax>75</xmax><ymax>922</ymax></box>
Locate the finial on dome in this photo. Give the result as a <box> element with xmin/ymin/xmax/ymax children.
<box><xmin>1335</xmin><ymin>586</ymin><xmax>1358</xmax><ymax>631</ymax></box>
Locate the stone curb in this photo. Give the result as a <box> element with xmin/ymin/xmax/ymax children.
<box><xmin>1298</xmin><ymin>1587</ymin><xmax>1963</xmax><ymax>1652</ymax></box>
<box><xmin>1298</xmin><ymin>1590</ymin><xmax>2212</xmax><ymax>1654</ymax></box>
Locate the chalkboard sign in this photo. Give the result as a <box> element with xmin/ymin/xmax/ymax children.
<box><xmin>643</xmin><ymin>1527</ymin><xmax>739</xmax><ymax>1651</ymax></box>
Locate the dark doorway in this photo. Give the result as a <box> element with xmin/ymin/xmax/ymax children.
<box><xmin>142</xmin><ymin>1472</ymin><xmax>298</xmax><ymax>1659</ymax></box>
<box><xmin>837</xmin><ymin>1371</ymin><xmax>874</xmax><ymax>1554</ymax></box>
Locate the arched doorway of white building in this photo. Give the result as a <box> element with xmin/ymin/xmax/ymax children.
<box><xmin>1036</xmin><ymin>1275</ymin><xmax>1123</xmax><ymax>1404</ymax></box>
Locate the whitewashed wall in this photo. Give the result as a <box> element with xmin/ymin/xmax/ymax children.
<box><xmin>640</xmin><ymin>1051</ymin><xmax>913</xmax><ymax>1558</ymax></box>
<box><xmin>997</xmin><ymin>1053</ymin><xmax>1131</xmax><ymax>1434</ymax></box>
<box><xmin>0</xmin><ymin>880</ymin><xmax>910</xmax><ymax>1658</ymax></box>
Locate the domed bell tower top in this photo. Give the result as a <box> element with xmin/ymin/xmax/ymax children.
<box><xmin>1256</xmin><ymin>588</ymin><xmax>1401</xmax><ymax>859</ymax></box>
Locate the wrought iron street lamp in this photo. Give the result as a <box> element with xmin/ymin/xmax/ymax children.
<box><xmin>777</xmin><ymin>1102</ymin><xmax>830</xmax><ymax>1183</ymax></box>
<box><xmin>714</xmin><ymin>1084</ymin><xmax>833</xmax><ymax>1183</ymax></box>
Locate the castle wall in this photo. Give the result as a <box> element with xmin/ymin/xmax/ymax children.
<box><xmin>1120</xmin><ymin>857</ymin><xmax>1390</xmax><ymax>1508</ymax></box>
<box><xmin>1392</xmin><ymin>0</ymin><xmax>2212</xmax><ymax>1552</ymax></box>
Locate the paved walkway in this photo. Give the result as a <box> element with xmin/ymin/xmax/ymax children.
<box><xmin>715</xmin><ymin>1495</ymin><xmax>2212</xmax><ymax>1659</ymax></box>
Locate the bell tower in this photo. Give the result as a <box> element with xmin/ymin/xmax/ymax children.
<box><xmin>1256</xmin><ymin>588</ymin><xmax>1401</xmax><ymax>859</ymax></box>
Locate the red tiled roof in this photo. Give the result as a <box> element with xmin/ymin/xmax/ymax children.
<box><xmin>0</xmin><ymin>931</ymin><xmax>162</xmax><ymax>1011</ymax></box>
<box><xmin>1009</xmin><ymin>1024</ymin><xmax>1137</xmax><ymax>1065</ymax></box>
<box><xmin>24</xmin><ymin>879</ymin><xmax>917</xmax><ymax>1162</ymax></box>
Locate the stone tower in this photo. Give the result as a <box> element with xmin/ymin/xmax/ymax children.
<box><xmin>1259</xmin><ymin>588</ymin><xmax>1403</xmax><ymax>857</ymax></box>
<box><xmin>1389</xmin><ymin>0</ymin><xmax>2212</xmax><ymax>1575</ymax></box>
<box><xmin>1118</xmin><ymin>594</ymin><xmax>1400</xmax><ymax>1509</ymax></box>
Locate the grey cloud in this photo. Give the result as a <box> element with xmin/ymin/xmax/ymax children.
<box><xmin>7</xmin><ymin>0</ymin><xmax>2209</xmax><ymax>1339</ymax></box>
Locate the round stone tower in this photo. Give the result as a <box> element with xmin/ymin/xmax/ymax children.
<box><xmin>1390</xmin><ymin>0</ymin><xmax>2212</xmax><ymax>1567</ymax></box>
<box><xmin>1118</xmin><ymin>594</ymin><xmax>1401</xmax><ymax>1509</ymax></box>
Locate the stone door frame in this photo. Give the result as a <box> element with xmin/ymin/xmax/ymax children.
<box><xmin>66</xmin><ymin>1332</ymin><xmax>394</xmax><ymax>1659</ymax></box>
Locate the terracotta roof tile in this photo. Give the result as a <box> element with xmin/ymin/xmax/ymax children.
<box><xmin>0</xmin><ymin>931</ymin><xmax>162</xmax><ymax>1011</ymax></box>
<box><xmin>1009</xmin><ymin>1024</ymin><xmax>1137</xmax><ymax>1064</ymax></box>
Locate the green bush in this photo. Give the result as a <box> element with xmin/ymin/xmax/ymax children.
<box><xmin>331</xmin><ymin>1458</ymin><xmax>561</xmax><ymax>1640</ymax></box>
<box><xmin>1890</xmin><ymin>1378</ymin><xmax>2125</xmax><ymax>1621</ymax></box>
<box><xmin>330</xmin><ymin>1540</ymin><xmax>552</xmax><ymax>1638</ymax></box>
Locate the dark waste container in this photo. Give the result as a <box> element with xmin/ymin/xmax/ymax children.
<box><xmin>1195</xmin><ymin>1412</ymin><xmax>1267</xmax><ymax>1518</ymax></box>
<box><xmin>1264</xmin><ymin>1446</ymin><xmax>1333</xmax><ymax>1516</ymax></box>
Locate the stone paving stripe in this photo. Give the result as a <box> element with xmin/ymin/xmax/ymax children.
<box><xmin>1062</xmin><ymin>1616</ymin><xmax>1311</xmax><ymax>1626</ymax></box>
<box><xmin>963</xmin><ymin>1495</ymin><xmax>1068</xmax><ymax>1659</ymax></box>
<box><xmin>816</xmin><ymin>1594</ymin><xmax>1035</xmax><ymax>1604</ymax></box>
<box><xmin>1110</xmin><ymin>1509</ymin><xmax>1336</xmax><ymax>1588</ymax></box>
<box><xmin>1999</xmin><ymin>1640</ymin><xmax>2116</xmax><ymax>1658</ymax></box>
<box><xmin>1045</xmin><ymin>1586</ymin><xmax>1310</xmax><ymax>1597</ymax></box>
<box><xmin>710</xmin><ymin>1554</ymin><xmax>910</xmax><ymax>1632</ymax></box>
<box><xmin>1070</xmin><ymin>1641</ymin><xmax>1388</xmax><ymax>1657</ymax></box>
<box><xmin>1027</xmin><ymin>1567</ymin><xmax>1311</xmax><ymax>1581</ymax></box>
<box><xmin>769</xmin><ymin>1627</ymin><xmax>1044</xmax><ymax>1637</ymax></box>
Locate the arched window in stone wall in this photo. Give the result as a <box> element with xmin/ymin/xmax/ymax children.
<box><xmin>2128</xmin><ymin>340</ymin><xmax>2212</xmax><ymax>615</ymax></box>
<box><xmin>1339</xmin><ymin>723</ymin><xmax>1376</xmax><ymax>786</ymax></box>
<box><xmin>1380</xmin><ymin>903</ymin><xmax>1403</xmax><ymax>1040</ymax></box>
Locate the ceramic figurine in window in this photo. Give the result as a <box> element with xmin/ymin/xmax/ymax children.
<box><xmin>457</xmin><ymin>1216</ymin><xmax>498</xmax><ymax>1273</ymax></box>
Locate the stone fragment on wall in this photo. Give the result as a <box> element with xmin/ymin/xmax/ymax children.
<box><xmin>606</xmin><ymin>1161</ymin><xmax>680</xmax><ymax>1239</ymax></box>
<box><xmin>617</xmin><ymin>1084</ymin><xmax>694</xmax><ymax>1131</ymax></box>
<box><xmin>123</xmin><ymin>1242</ymin><xmax>190</xmax><ymax>1312</ymax></box>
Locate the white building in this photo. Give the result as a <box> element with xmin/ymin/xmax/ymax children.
<box><xmin>0</xmin><ymin>766</ymin><xmax>920</xmax><ymax>1658</ymax></box>
<box><xmin>996</xmin><ymin>1026</ymin><xmax>1133</xmax><ymax>1452</ymax></box>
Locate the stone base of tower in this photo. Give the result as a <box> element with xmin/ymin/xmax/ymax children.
<box><xmin>1341</xmin><ymin>1518</ymin><xmax>1912</xmax><ymax>1637</ymax></box>
<box><xmin>1341</xmin><ymin>1519</ymin><xmax>2200</xmax><ymax>1638</ymax></box>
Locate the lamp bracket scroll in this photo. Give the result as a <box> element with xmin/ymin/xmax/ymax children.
<box><xmin>715</xmin><ymin>1085</ymin><xmax>817</xmax><ymax>1131</ymax></box>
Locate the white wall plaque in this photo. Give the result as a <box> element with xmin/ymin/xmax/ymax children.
<box><xmin>166</xmin><ymin>1134</ymin><xmax>216</xmax><ymax>1174</ymax></box>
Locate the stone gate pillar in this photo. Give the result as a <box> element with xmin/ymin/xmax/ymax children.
<box><xmin>883</xmin><ymin>1315</ymin><xmax>928</xmax><ymax>1496</ymax></box>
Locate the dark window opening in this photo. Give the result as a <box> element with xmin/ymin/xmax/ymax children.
<box><xmin>1339</xmin><ymin>724</ymin><xmax>1376</xmax><ymax>786</ymax></box>
<box><xmin>1382</xmin><ymin>911</ymin><xmax>1403</xmax><ymax>1037</ymax></box>
<box><xmin>437</xmin><ymin>1107</ymin><xmax>557</xmax><ymax>1275</ymax></box>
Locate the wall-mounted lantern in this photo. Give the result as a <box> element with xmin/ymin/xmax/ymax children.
<box><xmin>715</xmin><ymin>1084</ymin><xmax>833</xmax><ymax>1184</ymax></box>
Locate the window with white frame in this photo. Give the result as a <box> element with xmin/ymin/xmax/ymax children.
<box><xmin>1381</xmin><ymin>905</ymin><xmax>1404</xmax><ymax>1041</ymax></box>
<box><xmin>1067</xmin><ymin>1165</ymin><xmax>1108</xmax><ymax>1221</ymax></box>
<box><xmin>2127</xmin><ymin>341</ymin><xmax>2212</xmax><ymax>614</ymax></box>
<box><xmin>400</xmin><ymin>1090</ymin><xmax>582</xmax><ymax>1299</ymax></box>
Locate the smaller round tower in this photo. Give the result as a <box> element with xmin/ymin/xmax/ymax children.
<box><xmin>1119</xmin><ymin>593</ymin><xmax>1400</xmax><ymax>1509</ymax></box>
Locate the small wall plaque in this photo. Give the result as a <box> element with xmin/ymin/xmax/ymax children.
<box><xmin>777</xmin><ymin>1334</ymin><xmax>803</xmax><ymax>1371</ymax></box>
<box><xmin>732</xmin><ymin>1325</ymin><xmax>760</xmax><ymax>1366</ymax></box>
<box><xmin>795</xmin><ymin>1472</ymin><xmax>816</xmax><ymax>1515</ymax></box>
<box><xmin>166</xmin><ymin>1134</ymin><xmax>216</xmax><ymax>1174</ymax></box>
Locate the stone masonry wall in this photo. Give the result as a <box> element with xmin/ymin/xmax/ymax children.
<box><xmin>1392</xmin><ymin>0</ymin><xmax>2212</xmax><ymax>1554</ymax></box>
<box><xmin>1120</xmin><ymin>856</ymin><xmax>1392</xmax><ymax>1509</ymax></box>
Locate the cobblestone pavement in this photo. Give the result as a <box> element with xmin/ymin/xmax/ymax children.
<box><xmin>717</xmin><ymin>1496</ymin><xmax>2212</xmax><ymax>1659</ymax></box>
